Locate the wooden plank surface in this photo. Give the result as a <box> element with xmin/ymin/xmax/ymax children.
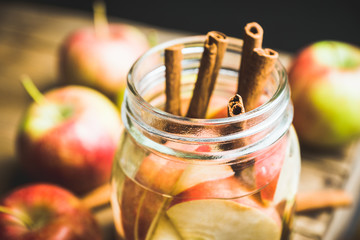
<box><xmin>0</xmin><ymin>2</ymin><xmax>359</xmax><ymax>240</ymax></box>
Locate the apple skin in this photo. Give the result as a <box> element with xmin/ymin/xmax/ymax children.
<box><xmin>16</xmin><ymin>86</ymin><xmax>122</xmax><ymax>194</ymax></box>
<box><xmin>172</xmin><ymin>176</ymin><xmax>282</xmax><ymax>227</ymax></box>
<box><xmin>120</xmin><ymin>144</ymin><xmax>234</xmax><ymax>240</ymax></box>
<box><xmin>205</xmin><ymin>95</ymin><xmax>228</xmax><ymax>119</ymax></box>
<box><xmin>59</xmin><ymin>24</ymin><xmax>150</xmax><ymax>100</ymax></box>
<box><xmin>255</xmin><ymin>136</ymin><xmax>287</xmax><ymax>204</ymax></box>
<box><xmin>0</xmin><ymin>184</ymin><xmax>102</xmax><ymax>240</ymax></box>
<box><xmin>118</xmin><ymin>125</ymin><xmax>286</xmax><ymax>239</ymax></box>
<box><xmin>288</xmin><ymin>41</ymin><xmax>360</xmax><ymax>148</ymax></box>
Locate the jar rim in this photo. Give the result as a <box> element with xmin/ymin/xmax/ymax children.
<box><xmin>127</xmin><ymin>35</ymin><xmax>288</xmax><ymax>125</ymax></box>
<box><xmin>123</xmin><ymin>34</ymin><xmax>292</xmax><ymax>160</ymax></box>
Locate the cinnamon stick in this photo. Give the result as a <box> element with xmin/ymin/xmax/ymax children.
<box><xmin>228</xmin><ymin>94</ymin><xmax>246</xmax><ymax>117</ymax></box>
<box><xmin>204</xmin><ymin>31</ymin><xmax>228</xmax><ymax>111</ymax></box>
<box><xmin>226</xmin><ymin>94</ymin><xmax>247</xmax><ymax>151</ymax></box>
<box><xmin>81</xmin><ymin>183</ymin><xmax>111</xmax><ymax>210</ymax></box>
<box><xmin>237</xmin><ymin>22</ymin><xmax>263</xmax><ymax>105</ymax></box>
<box><xmin>295</xmin><ymin>189</ymin><xmax>352</xmax><ymax>213</ymax></box>
<box><xmin>186</xmin><ymin>40</ymin><xmax>217</xmax><ymax>118</ymax></box>
<box><xmin>237</xmin><ymin>22</ymin><xmax>278</xmax><ymax>111</ymax></box>
<box><xmin>240</xmin><ymin>22</ymin><xmax>264</xmax><ymax>63</ymax></box>
<box><xmin>79</xmin><ymin>183</ymin><xmax>353</xmax><ymax>214</ymax></box>
<box><xmin>165</xmin><ymin>44</ymin><xmax>183</xmax><ymax>115</ymax></box>
<box><xmin>226</xmin><ymin>94</ymin><xmax>257</xmax><ymax>190</ymax></box>
<box><xmin>240</xmin><ymin>48</ymin><xmax>278</xmax><ymax>110</ymax></box>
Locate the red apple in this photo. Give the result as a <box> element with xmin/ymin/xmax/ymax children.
<box><xmin>59</xmin><ymin>23</ymin><xmax>150</xmax><ymax>101</ymax></box>
<box><xmin>0</xmin><ymin>184</ymin><xmax>102</xmax><ymax>240</ymax></box>
<box><xmin>288</xmin><ymin>41</ymin><xmax>360</xmax><ymax>148</ymax></box>
<box><xmin>16</xmin><ymin>85</ymin><xmax>122</xmax><ymax>194</ymax></box>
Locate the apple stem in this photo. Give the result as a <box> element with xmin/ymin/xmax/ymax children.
<box><xmin>0</xmin><ymin>205</ymin><xmax>33</xmax><ymax>229</ymax></box>
<box><xmin>93</xmin><ymin>0</ymin><xmax>110</xmax><ymax>39</ymax></box>
<box><xmin>20</xmin><ymin>75</ymin><xmax>46</xmax><ymax>105</ymax></box>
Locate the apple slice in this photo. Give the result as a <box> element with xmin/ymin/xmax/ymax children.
<box><xmin>151</xmin><ymin>215</ymin><xmax>182</xmax><ymax>240</ymax></box>
<box><xmin>255</xmin><ymin>136</ymin><xmax>287</xmax><ymax>204</ymax></box>
<box><xmin>134</xmin><ymin>143</ymin><xmax>234</xmax><ymax>195</ymax></box>
<box><xmin>121</xmin><ymin>143</ymin><xmax>234</xmax><ymax>240</ymax></box>
<box><xmin>148</xmin><ymin>176</ymin><xmax>282</xmax><ymax>240</ymax></box>
<box><xmin>273</xmin><ymin>127</ymin><xmax>301</xmax><ymax>203</ymax></box>
<box><xmin>166</xmin><ymin>199</ymin><xmax>281</xmax><ymax>240</ymax></box>
<box><xmin>205</xmin><ymin>95</ymin><xmax>229</xmax><ymax>119</ymax></box>
<box><xmin>171</xmin><ymin>162</ymin><xmax>234</xmax><ymax>195</ymax></box>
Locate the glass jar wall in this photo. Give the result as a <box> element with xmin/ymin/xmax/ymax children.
<box><xmin>111</xmin><ymin>36</ymin><xmax>301</xmax><ymax>240</ymax></box>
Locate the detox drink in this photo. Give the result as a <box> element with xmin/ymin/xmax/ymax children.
<box><xmin>111</xmin><ymin>36</ymin><xmax>301</xmax><ymax>240</ymax></box>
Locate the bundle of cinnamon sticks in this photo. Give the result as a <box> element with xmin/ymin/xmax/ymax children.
<box><xmin>164</xmin><ymin>31</ymin><xmax>228</xmax><ymax>118</ymax></box>
<box><xmin>165</xmin><ymin>22</ymin><xmax>278</xmax><ymax>118</ymax></box>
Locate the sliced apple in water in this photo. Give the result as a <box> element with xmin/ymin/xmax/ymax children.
<box><xmin>206</xmin><ymin>95</ymin><xmax>229</xmax><ymax>119</ymax></box>
<box><xmin>134</xmin><ymin>143</ymin><xmax>234</xmax><ymax>195</ymax></box>
<box><xmin>171</xmin><ymin>162</ymin><xmax>234</xmax><ymax>195</ymax></box>
<box><xmin>273</xmin><ymin>127</ymin><xmax>301</xmax><ymax>203</ymax></box>
<box><xmin>121</xmin><ymin>143</ymin><xmax>234</xmax><ymax>240</ymax></box>
<box><xmin>166</xmin><ymin>199</ymin><xmax>281</xmax><ymax>240</ymax></box>
<box><xmin>148</xmin><ymin>176</ymin><xmax>282</xmax><ymax>240</ymax></box>
<box><xmin>151</xmin><ymin>215</ymin><xmax>182</xmax><ymax>240</ymax></box>
<box><xmin>255</xmin><ymin>136</ymin><xmax>287</xmax><ymax>204</ymax></box>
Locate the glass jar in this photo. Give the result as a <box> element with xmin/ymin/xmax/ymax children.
<box><xmin>111</xmin><ymin>35</ymin><xmax>301</xmax><ymax>240</ymax></box>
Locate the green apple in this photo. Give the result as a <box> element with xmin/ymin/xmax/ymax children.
<box><xmin>288</xmin><ymin>41</ymin><xmax>360</xmax><ymax>148</ymax></box>
<box><xmin>16</xmin><ymin>85</ymin><xmax>122</xmax><ymax>194</ymax></box>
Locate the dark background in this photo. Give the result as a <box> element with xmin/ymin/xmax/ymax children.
<box><xmin>2</xmin><ymin>0</ymin><xmax>359</xmax><ymax>54</ymax></box>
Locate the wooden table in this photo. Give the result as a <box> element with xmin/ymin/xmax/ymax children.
<box><xmin>1</xmin><ymin>2</ymin><xmax>359</xmax><ymax>240</ymax></box>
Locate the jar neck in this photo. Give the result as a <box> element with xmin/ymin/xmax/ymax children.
<box><xmin>122</xmin><ymin>36</ymin><xmax>293</xmax><ymax>162</ymax></box>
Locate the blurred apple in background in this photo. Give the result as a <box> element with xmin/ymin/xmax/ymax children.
<box><xmin>59</xmin><ymin>1</ymin><xmax>150</xmax><ymax>103</ymax></box>
<box><xmin>288</xmin><ymin>41</ymin><xmax>360</xmax><ymax>148</ymax></box>
<box><xmin>16</xmin><ymin>80</ymin><xmax>122</xmax><ymax>194</ymax></box>
<box><xmin>0</xmin><ymin>184</ymin><xmax>102</xmax><ymax>240</ymax></box>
